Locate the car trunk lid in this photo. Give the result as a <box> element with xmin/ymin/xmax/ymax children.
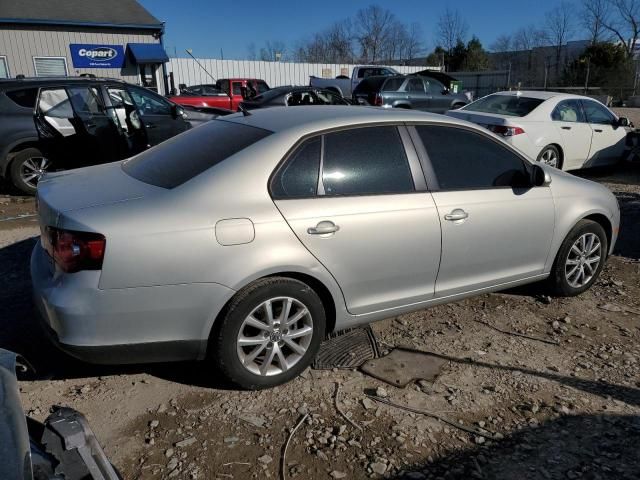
<box><xmin>446</xmin><ymin>109</ymin><xmax>518</xmax><ymax>127</ymax></box>
<box><xmin>36</xmin><ymin>161</ymin><xmax>162</xmax><ymax>228</ymax></box>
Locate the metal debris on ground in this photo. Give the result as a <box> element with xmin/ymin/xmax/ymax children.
<box><xmin>360</xmin><ymin>347</ymin><xmax>446</xmax><ymax>387</ymax></box>
<box><xmin>280</xmin><ymin>413</ymin><xmax>308</xmax><ymax>480</ymax></box>
<box><xmin>313</xmin><ymin>326</ymin><xmax>380</xmax><ymax>370</ymax></box>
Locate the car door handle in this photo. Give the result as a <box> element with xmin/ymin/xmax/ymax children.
<box><xmin>561</xmin><ymin>126</ymin><xmax>571</xmax><ymax>130</ymax></box>
<box><xmin>307</xmin><ymin>221</ymin><xmax>340</xmax><ymax>235</ymax></box>
<box><xmin>594</xmin><ymin>129</ymin><xmax>603</xmax><ymax>132</ymax></box>
<box><xmin>444</xmin><ymin>209</ymin><xmax>469</xmax><ymax>221</ymax></box>
<box><xmin>145</xmin><ymin>123</ymin><xmax>157</xmax><ymax>129</ymax></box>
<box><xmin>85</xmin><ymin>122</ymin><xmax>96</xmax><ymax>128</ymax></box>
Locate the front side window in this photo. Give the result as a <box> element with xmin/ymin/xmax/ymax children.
<box><xmin>272</xmin><ymin>138</ymin><xmax>321</xmax><ymax>198</ymax></box>
<box><xmin>416</xmin><ymin>125</ymin><xmax>530</xmax><ymax>190</ymax></box>
<box><xmin>232</xmin><ymin>82</ymin><xmax>243</xmax><ymax>96</ymax></box>
<box><xmin>107</xmin><ymin>87</ymin><xmax>141</xmax><ymax>133</ymax></box>
<box><xmin>426</xmin><ymin>79</ymin><xmax>445</xmax><ymax>95</ymax></box>
<box><xmin>582</xmin><ymin>100</ymin><xmax>615</xmax><ymax>125</ymax></box>
<box><xmin>257</xmin><ymin>81</ymin><xmax>270</xmax><ymax>94</ymax></box>
<box><xmin>551</xmin><ymin>100</ymin><xmax>585</xmax><ymax>123</ymax></box>
<box><xmin>315</xmin><ymin>90</ymin><xmax>348</xmax><ymax>105</ymax></box>
<box><xmin>129</xmin><ymin>87</ymin><xmax>172</xmax><ymax>115</ymax></box>
<box><xmin>322</xmin><ymin>126</ymin><xmax>414</xmax><ymax>195</ymax></box>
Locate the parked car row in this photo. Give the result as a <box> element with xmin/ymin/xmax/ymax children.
<box><xmin>31</xmin><ymin>106</ymin><xmax>620</xmax><ymax>390</ymax></box>
<box><xmin>0</xmin><ymin>76</ymin><xmax>224</xmax><ymax>194</ymax></box>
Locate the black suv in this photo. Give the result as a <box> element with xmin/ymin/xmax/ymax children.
<box><xmin>0</xmin><ymin>77</ymin><xmax>191</xmax><ymax>194</ymax></box>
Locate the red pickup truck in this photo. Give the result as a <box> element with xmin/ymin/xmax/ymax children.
<box><xmin>168</xmin><ymin>78</ymin><xmax>269</xmax><ymax>111</ymax></box>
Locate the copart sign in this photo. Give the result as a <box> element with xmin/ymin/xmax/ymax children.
<box><xmin>70</xmin><ymin>44</ymin><xmax>125</xmax><ymax>68</ymax></box>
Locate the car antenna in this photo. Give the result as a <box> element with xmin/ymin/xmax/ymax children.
<box><xmin>238</xmin><ymin>104</ymin><xmax>252</xmax><ymax>116</ymax></box>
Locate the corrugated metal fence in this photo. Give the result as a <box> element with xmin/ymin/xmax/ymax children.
<box><xmin>167</xmin><ymin>58</ymin><xmax>428</xmax><ymax>88</ymax></box>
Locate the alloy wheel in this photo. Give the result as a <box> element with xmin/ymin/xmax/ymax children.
<box><xmin>539</xmin><ymin>148</ymin><xmax>559</xmax><ymax>168</ymax></box>
<box><xmin>20</xmin><ymin>156</ymin><xmax>50</xmax><ymax>188</ymax></box>
<box><xmin>236</xmin><ymin>296</ymin><xmax>314</xmax><ymax>376</ymax></box>
<box><xmin>565</xmin><ymin>233</ymin><xmax>602</xmax><ymax>288</ymax></box>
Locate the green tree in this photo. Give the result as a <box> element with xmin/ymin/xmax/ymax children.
<box><xmin>462</xmin><ymin>36</ymin><xmax>490</xmax><ymax>71</ymax></box>
<box><xmin>563</xmin><ymin>42</ymin><xmax>633</xmax><ymax>91</ymax></box>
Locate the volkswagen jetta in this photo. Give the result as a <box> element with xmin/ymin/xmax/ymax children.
<box><xmin>32</xmin><ymin>106</ymin><xmax>620</xmax><ymax>389</ymax></box>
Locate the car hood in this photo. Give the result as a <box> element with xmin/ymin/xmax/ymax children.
<box><xmin>37</xmin><ymin>161</ymin><xmax>162</xmax><ymax>220</ymax></box>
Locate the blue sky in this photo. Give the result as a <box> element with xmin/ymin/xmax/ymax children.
<box><xmin>140</xmin><ymin>0</ymin><xmax>582</xmax><ymax>59</ymax></box>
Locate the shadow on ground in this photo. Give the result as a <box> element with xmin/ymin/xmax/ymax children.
<box><xmin>0</xmin><ymin>237</ymin><xmax>235</xmax><ymax>389</ymax></box>
<box><xmin>393</xmin><ymin>413</ymin><xmax>640</xmax><ymax>480</ymax></box>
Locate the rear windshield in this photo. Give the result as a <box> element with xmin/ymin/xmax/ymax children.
<box><xmin>123</xmin><ymin>120</ymin><xmax>272</xmax><ymax>188</ymax></box>
<box><xmin>462</xmin><ymin>94</ymin><xmax>545</xmax><ymax>117</ymax></box>
<box><xmin>353</xmin><ymin>77</ymin><xmax>387</xmax><ymax>94</ymax></box>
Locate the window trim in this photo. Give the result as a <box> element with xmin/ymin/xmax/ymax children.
<box><xmin>0</xmin><ymin>55</ymin><xmax>9</xmax><ymax>79</ymax></box>
<box><xmin>32</xmin><ymin>56</ymin><xmax>68</xmax><ymax>77</ymax></box>
<box><xmin>406</xmin><ymin>122</ymin><xmax>536</xmax><ymax>193</ymax></box>
<box><xmin>269</xmin><ymin>123</ymin><xmax>426</xmax><ymax>200</ymax></box>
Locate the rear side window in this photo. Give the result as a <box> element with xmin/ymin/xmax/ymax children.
<box><xmin>551</xmin><ymin>100</ymin><xmax>585</xmax><ymax>122</ymax></box>
<box><xmin>6</xmin><ymin>88</ymin><xmax>39</xmax><ymax>108</ymax></box>
<box><xmin>123</xmin><ymin>120</ymin><xmax>272</xmax><ymax>188</ymax></box>
<box><xmin>68</xmin><ymin>86</ymin><xmax>105</xmax><ymax>115</ymax></box>
<box><xmin>416</xmin><ymin>125</ymin><xmax>530</xmax><ymax>190</ymax></box>
<box><xmin>463</xmin><ymin>94</ymin><xmax>544</xmax><ymax>117</ymax></box>
<box><xmin>382</xmin><ymin>77</ymin><xmax>404</xmax><ymax>92</ymax></box>
<box><xmin>272</xmin><ymin>138</ymin><xmax>321</xmax><ymax>198</ymax></box>
<box><xmin>322</xmin><ymin>127</ymin><xmax>414</xmax><ymax>195</ymax></box>
<box><xmin>405</xmin><ymin>78</ymin><xmax>425</xmax><ymax>92</ymax></box>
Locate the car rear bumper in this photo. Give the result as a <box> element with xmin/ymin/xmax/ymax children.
<box><xmin>31</xmin><ymin>242</ymin><xmax>235</xmax><ymax>364</ymax></box>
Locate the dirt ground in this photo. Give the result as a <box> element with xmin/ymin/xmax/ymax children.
<box><xmin>1</xmin><ymin>163</ymin><xmax>639</xmax><ymax>480</ymax></box>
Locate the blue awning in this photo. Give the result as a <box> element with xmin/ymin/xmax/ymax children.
<box><xmin>127</xmin><ymin>43</ymin><xmax>169</xmax><ymax>64</ymax></box>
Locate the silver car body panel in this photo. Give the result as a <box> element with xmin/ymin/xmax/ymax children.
<box><xmin>31</xmin><ymin>106</ymin><xmax>620</xmax><ymax>363</ymax></box>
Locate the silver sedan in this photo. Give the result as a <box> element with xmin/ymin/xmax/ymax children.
<box><xmin>31</xmin><ymin>106</ymin><xmax>620</xmax><ymax>389</ymax></box>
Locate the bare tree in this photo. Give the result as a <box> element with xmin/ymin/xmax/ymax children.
<box><xmin>404</xmin><ymin>22</ymin><xmax>424</xmax><ymax>61</ymax></box>
<box><xmin>437</xmin><ymin>8</ymin><xmax>469</xmax><ymax>55</ymax></box>
<box><xmin>598</xmin><ymin>0</ymin><xmax>640</xmax><ymax>57</ymax></box>
<box><xmin>544</xmin><ymin>2</ymin><xmax>575</xmax><ymax>75</ymax></box>
<box><xmin>246</xmin><ymin>42</ymin><xmax>257</xmax><ymax>61</ymax></box>
<box><xmin>582</xmin><ymin>0</ymin><xmax>610</xmax><ymax>43</ymax></box>
<box><xmin>259</xmin><ymin>41</ymin><xmax>287</xmax><ymax>62</ymax></box>
<box><xmin>490</xmin><ymin>34</ymin><xmax>512</xmax><ymax>53</ymax></box>
<box><xmin>355</xmin><ymin>5</ymin><xmax>395</xmax><ymax>62</ymax></box>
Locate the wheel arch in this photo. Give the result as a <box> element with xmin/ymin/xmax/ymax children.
<box><xmin>1</xmin><ymin>138</ymin><xmax>40</xmax><ymax>176</ymax></box>
<box><xmin>582</xmin><ymin>213</ymin><xmax>613</xmax><ymax>254</ymax></box>
<box><xmin>205</xmin><ymin>270</ymin><xmax>340</xmax><ymax>354</ymax></box>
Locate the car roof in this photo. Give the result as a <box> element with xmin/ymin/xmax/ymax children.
<box><xmin>223</xmin><ymin>105</ymin><xmax>471</xmax><ymax>135</ymax></box>
<box><xmin>488</xmin><ymin>90</ymin><xmax>587</xmax><ymax>101</ymax></box>
<box><xmin>0</xmin><ymin>77</ymin><xmax>127</xmax><ymax>89</ymax></box>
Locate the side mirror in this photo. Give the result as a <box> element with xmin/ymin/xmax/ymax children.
<box><xmin>171</xmin><ymin>104</ymin><xmax>185</xmax><ymax>119</ymax></box>
<box><xmin>531</xmin><ymin>164</ymin><xmax>552</xmax><ymax>186</ymax></box>
<box><xmin>441</xmin><ymin>88</ymin><xmax>450</xmax><ymax>95</ymax></box>
<box><xmin>617</xmin><ymin>117</ymin><xmax>630</xmax><ymax>127</ymax></box>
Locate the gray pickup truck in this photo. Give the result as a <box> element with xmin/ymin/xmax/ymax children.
<box><xmin>309</xmin><ymin>66</ymin><xmax>400</xmax><ymax>98</ymax></box>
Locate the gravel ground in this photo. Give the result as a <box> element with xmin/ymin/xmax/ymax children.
<box><xmin>1</xmin><ymin>163</ymin><xmax>639</xmax><ymax>480</ymax></box>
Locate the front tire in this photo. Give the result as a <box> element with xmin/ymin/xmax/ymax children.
<box><xmin>212</xmin><ymin>277</ymin><xmax>325</xmax><ymax>390</ymax></box>
<box><xmin>9</xmin><ymin>147</ymin><xmax>50</xmax><ymax>195</ymax></box>
<box><xmin>548</xmin><ymin>220</ymin><xmax>608</xmax><ymax>296</ymax></box>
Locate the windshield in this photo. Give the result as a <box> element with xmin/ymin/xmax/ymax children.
<box><xmin>462</xmin><ymin>94</ymin><xmax>545</xmax><ymax>117</ymax></box>
<box><xmin>123</xmin><ymin>120</ymin><xmax>272</xmax><ymax>188</ymax></box>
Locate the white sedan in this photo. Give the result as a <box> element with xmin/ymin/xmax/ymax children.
<box><xmin>446</xmin><ymin>91</ymin><xmax>630</xmax><ymax>171</ymax></box>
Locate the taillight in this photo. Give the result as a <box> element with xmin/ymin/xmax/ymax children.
<box><xmin>374</xmin><ymin>94</ymin><xmax>383</xmax><ymax>106</ymax></box>
<box><xmin>44</xmin><ymin>227</ymin><xmax>106</xmax><ymax>273</ymax></box>
<box><xmin>487</xmin><ymin>125</ymin><xmax>525</xmax><ymax>137</ymax></box>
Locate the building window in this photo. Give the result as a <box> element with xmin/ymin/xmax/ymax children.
<box><xmin>33</xmin><ymin>57</ymin><xmax>68</xmax><ymax>77</ymax></box>
<box><xmin>0</xmin><ymin>56</ymin><xmax>8</xmax><ymax>79</ymax></box>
